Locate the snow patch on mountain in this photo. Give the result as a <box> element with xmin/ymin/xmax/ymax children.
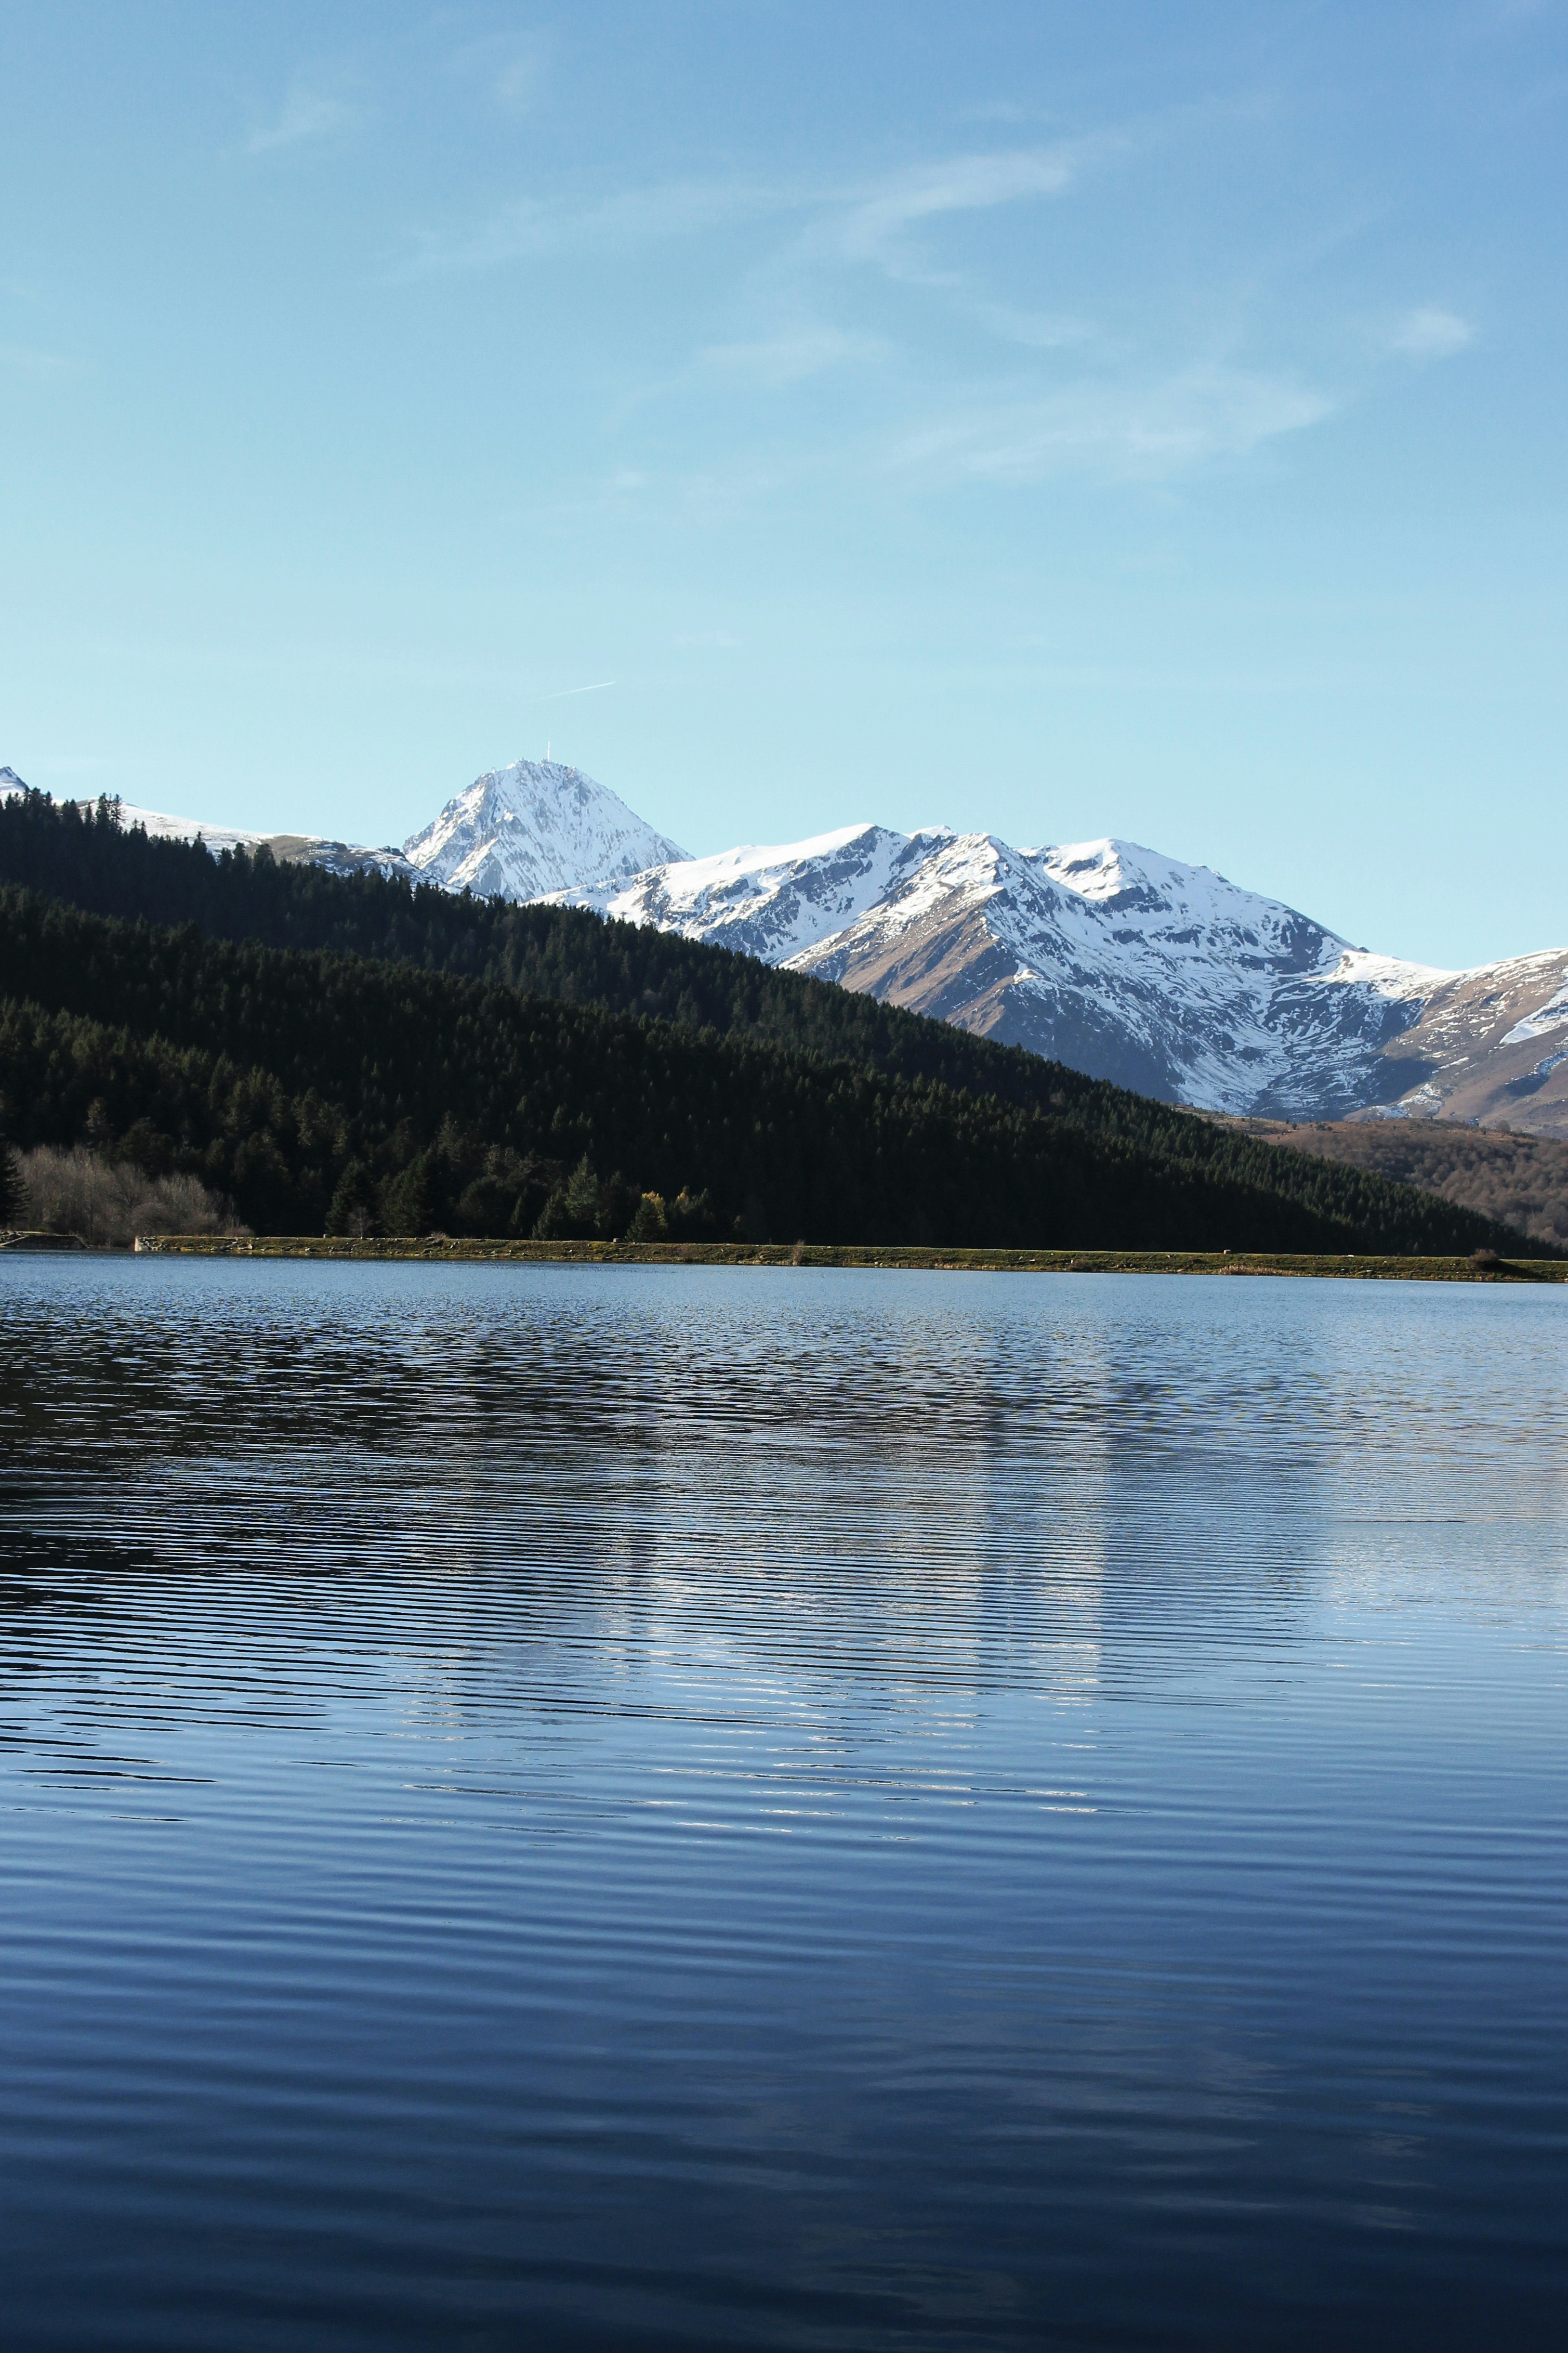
<box><xmin>1500</xmin><ymin>981</ymin><xmax>1568</xmax><ymax>1048</ymax></box>
<box><xmin>1325</xmin><ymin>948</ymin><xmax>1458</xmax><ymax>997</ymax></box>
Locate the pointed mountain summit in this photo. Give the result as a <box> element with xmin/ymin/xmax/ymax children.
<box><xmin>402</xmin><ymin>758</ymin><xmax>688</xmax><ymax>901</ymax></box>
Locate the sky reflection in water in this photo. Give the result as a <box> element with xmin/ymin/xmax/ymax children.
<box><xmin>2</xmin><ymin>1259</ymin><xmax>1565</xmax><ymax>2350</ymax></box>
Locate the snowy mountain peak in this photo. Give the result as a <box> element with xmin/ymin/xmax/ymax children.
<box><xmin>402</xmin><ymin>758</ymin><xmax>687</xmax><ymax>901</ymax></box>
<box><xmin>1030</xmin><ymin>836</ymin><xmax>1155</xmax><ymax>897</ymax></box>
<box><xmin>1027</xmin><ymin>835</ymin><xmax>1335</xmax><ymax>944</ymax></box>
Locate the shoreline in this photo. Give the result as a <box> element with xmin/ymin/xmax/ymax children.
<box><xmin>100</xmin><ymin>1235</ymin><xmax>1568</xmax><ymax>1281</ymax></box>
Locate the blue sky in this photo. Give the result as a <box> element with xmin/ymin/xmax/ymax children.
<box><xmin>2</xmin><ymin>1</ymin><xmax>1563</xmax><ymax>965</ymax></box>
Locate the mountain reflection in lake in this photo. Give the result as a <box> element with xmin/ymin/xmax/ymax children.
<box><xmin>2</xmin><ymin>1259</ymin><xmax>1565</xmax><ymax>2351</ymax></box>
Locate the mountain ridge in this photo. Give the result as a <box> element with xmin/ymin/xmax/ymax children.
<box><xmin>558</xmin><ymin>816</ymin><xmax>1568</xmax><ymax>1136</ymax></box>
<box><xmin>8</xmin><ymin>760</ymin><xmax>1564</xmax><ymax>1135</ymax></box>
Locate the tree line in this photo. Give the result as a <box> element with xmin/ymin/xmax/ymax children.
<box><xmin>0</xmin><ymin>872</ymin><xmax>1544</xmax><ymax>1255</ymax></box>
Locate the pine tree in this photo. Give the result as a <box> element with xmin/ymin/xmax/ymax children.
<box><xmin>381</xmin><ymin>1152</ymin><xmax>443</xmax><ymax>1237</ymax></box>
<box><xmin>0</xmin><ymin>1135</ymin><xmax>20</xmax><ymax>1228</ymax></box>
<box><xmin>325</xmin><ymin>1160</ymin><xmax>380</xmax><ymax>1238</ymax></box>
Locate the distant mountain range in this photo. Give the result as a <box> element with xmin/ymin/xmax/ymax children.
<box><xmin>559</xmin><ymin>822</ymin><xmax>1568</xmax><ymax>1139</ymax></box>
<box><xmin>6</xmin><ymin>757</ymin><xmax>1564</xmax><ymax>1137</ymax></box>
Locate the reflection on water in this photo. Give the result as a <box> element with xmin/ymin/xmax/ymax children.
<box><xmin>2</xmin><ymin>1260</ymin><xmax>1565</xmax><ymax>2350</ymax></box>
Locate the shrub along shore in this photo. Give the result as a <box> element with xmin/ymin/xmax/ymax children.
<box><xmin>121</xmin><ymin>1234</ymin><xmax>1568</xmax><ymax>1281</ymax></box>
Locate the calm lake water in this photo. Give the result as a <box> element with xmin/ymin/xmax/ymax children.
<box><xmin>2</xmin><ymin>1259</ymin><xmax>1565</xmax><ymax>2350</ymax></box>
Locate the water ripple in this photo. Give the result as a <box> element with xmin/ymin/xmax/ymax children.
<box><xmin>2</xmin><ymin>1260</ymin><xmax>1565</xmax><ymax>2350</ymax></box>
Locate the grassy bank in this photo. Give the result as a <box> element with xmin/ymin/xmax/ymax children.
<box><xmin>126</xmin><ymin>1235</ymin><xmax>1568</xmax><ymax>1281</ymax></box>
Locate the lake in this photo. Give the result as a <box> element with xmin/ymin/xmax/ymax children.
<box><xmin>2</xmin><ymin>1258</ymin><xmax>1564</xmax><ymax>2349</ymax></box>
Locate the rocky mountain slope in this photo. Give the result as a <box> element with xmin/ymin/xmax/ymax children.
<box><xmin>1364</xmin><ymin>957</ymin><xmax>1568</xmax><ymax>1135</ymax></box>
<box><xmin>560</xmin><ymin>821</ymin><xmax>1568</xmax><ymax>1136</ymax></box>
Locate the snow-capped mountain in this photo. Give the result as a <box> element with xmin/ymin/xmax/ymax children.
<box><xmin>10</xmin><ymin>758</ymin><xmax>1565</xmax><ymax>1134</ymax></box>
<box><xmin>402</xmin><ymin>759</ymin><xmax>687</xmax><ymax>899</ymax></box>
<box><xmin>559</xmin><ymin>819</ymin><xmax>1568</xmax><ymax>1137</ymax></box>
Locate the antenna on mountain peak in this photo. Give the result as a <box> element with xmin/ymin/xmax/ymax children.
<box><xmin>546</xmin><ymin>740</ymin><xmax>550</xmax><ymax>762</ymax></box>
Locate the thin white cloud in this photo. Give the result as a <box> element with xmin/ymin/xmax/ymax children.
<box><xmin>383</xmin><ymin>122</ymin><xmax>1385</xmax><ymax>512</ymax></box>
<box><xmin>494</xmin><ymin>48</ymin><xmax>542</xmax><ymax>115</ymax></box>
<box><xmin>701</xmin><ymin>325</ymin><xmax>887</xmax><ymax>386</ymax></box>
<box><xmin>248</xmin><ymin>88</ymin><xmax>355</xmax><ymax>155</ymax></box>
<box><xmin>399</xmin><ymin>142</ymin><xmax>1089</xmax><ymax>283</ymax></box>
<box><xmin>444</xmin><ymin>28</ymin><xmax>547</xmax><ymax>113</ymax></box>
<box><xmin>1387</xmin><ymin>306</ymin><xmax>1475</xmax><ymax>360</ymax></box>
<box><xmin>398</xmin><ymin>179</ymin><xmax>788</xmax><ymax>277</ymax></box>
<box><xmin>969</xmin><ymin>300</ymin><xmax>1092</xmax><ymax>350</ymax></box>
<box><xmin>836</xmin><ymin>147</ymin><xmax>1081</xmax><ymax>270</ymax></box>
<box><xmin>892</xmin><ymin>367</ymin><xmax>1334</xmax><ymax>486</ymax></box>
<box><xmin>0</xmin><ymin>341</ymin><xmax>77</xmax><ymax>379</ymax></box>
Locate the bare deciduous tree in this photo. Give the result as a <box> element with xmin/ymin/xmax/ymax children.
<box><xmin>15</xmin><ymin>1148</ymin><xmax>247</xmax><ymax>1249</ymax></box>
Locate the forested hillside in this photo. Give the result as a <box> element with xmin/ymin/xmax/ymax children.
<box><xmin>1203</xmin><ymin>1113</ymin><xmax>1568</xmax><ymax>1250</ymax></box>
<box><xmin>0</xmin><ymin>871</ymin><xmax>1545</xmax><ymax>1254</ymax></box>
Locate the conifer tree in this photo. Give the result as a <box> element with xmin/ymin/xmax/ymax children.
<box><xmin>0</xmin><ymin>1134</ymin><xmax>20</xmax><ymax>1228</ymax></box>
<box><xmin>325</xmin><ymin>1160</ymin><xmax>380</xmax><ymax>1238</ymax></box>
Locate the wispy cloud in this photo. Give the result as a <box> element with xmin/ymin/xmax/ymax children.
<box><xmin>494</xmin><ymin>47</ymin><xmax>542</xmax><ymax>115</ymax></box>
<box><xmin>384</xmin><ymin>119</ymin><xmax>1386</xmax><ymax>506</ymax></box>
<box><xmin>398</xmin><ymin>142</ymin><xmax>1090</xmax><ymax>284</ymax></box>
<box><xmin>247</xmin><ymin>87</ymin><xmax>355</xmax><ymax>155</ymax></box>
<box><xmin>1387</xmin><ymin>306</ymin><xmax>1474</xmax><ymax>359</ymax></box>
<box><xmin>445</xmin><ymin>29</ymin><xmax>546</xmax><ymax>116</ymax></box>
<box><xmin>834</xmin><ymin>147</ymin><xmax>1084</xmax><ymax>274</ymax></box>
<box><xmin>892</xmin><ymin>367</ymin><xmax>1334</xmax><ymax>486</ymax></box>
<box><xmin>398</xmin><ymin>179</ymin><xmax>787</xmax><ymax>277</ymax></box>
<box><xmin>701</xmin><ymin>325</ymin><xmax>887</xmax><ymax>386</ymax></box>
<box><xmin>0</xmin><ymin>341</ymin><xmax>78</xmax><ymax>380</ymax></box>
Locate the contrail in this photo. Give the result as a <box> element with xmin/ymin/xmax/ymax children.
<box><xmin>542</xmin><ymin>678</ymin><xmax>615</xmax><ymax>700</ymax></box>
